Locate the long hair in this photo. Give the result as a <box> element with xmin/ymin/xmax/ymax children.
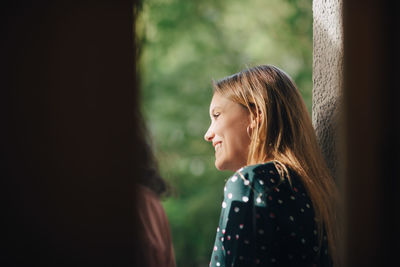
<box><xmin>213</xmin><ymin>65</ymin><xmax>339</xmax><ymax>265</ymax></box>
<box><xmin>134</xmin><ymin>108</ymin><xmax>170</xmax><ymax>198</ymax></box>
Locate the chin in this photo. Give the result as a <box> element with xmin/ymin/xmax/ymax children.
<box><xmin>215</xmin><ymin>160</ymin><xmax>226</xmax><ymax>171</ymax></box>
<box><xmin>215</xmin><ymin>160</ymin><xmax>235</xmax><ymax>172</ymax></box>
<box><xmin>215</xmin><ymin>162</ymin><xmax>224</xmax><ymax>171</ymax></box>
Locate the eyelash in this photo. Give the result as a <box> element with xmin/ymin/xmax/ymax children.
<box><xmin>212</xmin><ymin>113</ymin><xmax>220</xmax><ymax>119</ymax></box>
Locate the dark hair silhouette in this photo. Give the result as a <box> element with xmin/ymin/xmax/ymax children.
<box><xmin>134</xmin><ymin>110</ymin><xmax>170</xmax><ymax>198</ymax></box>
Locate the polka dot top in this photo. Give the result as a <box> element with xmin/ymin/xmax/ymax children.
<box><xmin>209</xmin><ymin>162</ymin><xmax>332</xmax><ymax>267</ymax></box>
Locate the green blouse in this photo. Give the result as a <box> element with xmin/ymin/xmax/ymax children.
<box><xmin>209</xmin><ymin>162</ymin><xmax>332</xmax><ymax>267</ymax></box>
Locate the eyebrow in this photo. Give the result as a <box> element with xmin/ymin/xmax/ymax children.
<box><xmin>210</xmin><ymin>106</ymin><xmax>221</xmax><ymax>115</ymax></box>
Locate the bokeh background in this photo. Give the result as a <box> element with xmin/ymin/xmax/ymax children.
<box><xmin>137</xmin><ymin>0</ymin><xmax>313</xmax><ymax>265</ymax></box>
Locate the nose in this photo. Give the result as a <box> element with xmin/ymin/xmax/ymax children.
<box><xmin>204</xmin><ymin>124</ymin><xmax>214</xmax><ymax>142</ymax></box>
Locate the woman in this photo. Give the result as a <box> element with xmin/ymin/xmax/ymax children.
<box><xmin>204</xmin><ymin>65</ymin><xmax>339</xmax><ymax>267</ymax></box>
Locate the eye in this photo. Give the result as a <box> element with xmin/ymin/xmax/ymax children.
<box><xmin>212</xmin><ymin>112</ymin><xmax>220</xmax><ymax>119</ymax></box>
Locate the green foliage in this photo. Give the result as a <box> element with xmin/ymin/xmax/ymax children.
<box><xmin>138</xmin><ymin>0</ymin><xmax>312</xmax><ymax>265</ymax></box>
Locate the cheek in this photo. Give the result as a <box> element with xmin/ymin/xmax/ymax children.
<box><xmin>236</xmin><ymin>131</ymin><xmax>251</xmax><ymax>152</ymax></box>
<box><xmin>227</xmin><ymin>126</ymin><xmax>250</xmax><ymax>153</ymax></box>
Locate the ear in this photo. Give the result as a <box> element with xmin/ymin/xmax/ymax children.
<box><xmin>249</xmin><ymin>110</ymin><xmax>263</xmax><ymax>129</ymax></box>
<box><xmin>249</xmin><ymin>119</ymin><xmax>257</xmax><ymax>129</ymax></box>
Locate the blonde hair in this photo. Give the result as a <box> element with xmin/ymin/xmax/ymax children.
<box><xmin>213</xmin><ymin>65</ymin><xmax>340</xmax><ymax>265</ymax></box>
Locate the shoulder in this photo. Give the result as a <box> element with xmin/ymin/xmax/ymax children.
<box><xmin>139</xmin><ymin>185</ymin><xmax>161</xmax><ymax>203</ymax></box>
<box><xmin>137</xmin><ymin>185</ymin><xmax>168</xmax><ymax>224</ymax></box>
<box><xmin>227</xmin><ymin>161</ymin><xmax>283</xmax><ymax>190</ymax></box>
<box><xmin>224</xmin><ymin>162</ymin><xmax>309</xmax><ymax>205</ymax></box>
<box><xmin>137</xmin><ymin>185</ymin><xmax>176</xmax><ymax>267</ymax></box>
<box><xmin>137</xmin><ymin>185</ymin><xmax>172</xmax><ymax>243</ymax></box>
<box><xmin>223</xmin><ymin>162</ymin><xmax>287</xmax><ymax>204</ymax></box>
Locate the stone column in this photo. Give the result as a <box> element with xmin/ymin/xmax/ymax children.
<box><xmin>312</xmin><ymin>0</ymin><xmax>343</xmax><ymax>180</ymax></box>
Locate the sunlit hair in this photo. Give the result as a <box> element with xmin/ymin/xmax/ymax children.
<box><xmin>212</xmin><ymin>64</ymin><xmax>340</xmax><ymax>266</ymax></box>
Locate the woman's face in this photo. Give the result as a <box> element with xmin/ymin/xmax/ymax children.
<box><xmin>204</xmin><ymin>93</ymin><xmax>251</xmax><ymax>171</ymax></box>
